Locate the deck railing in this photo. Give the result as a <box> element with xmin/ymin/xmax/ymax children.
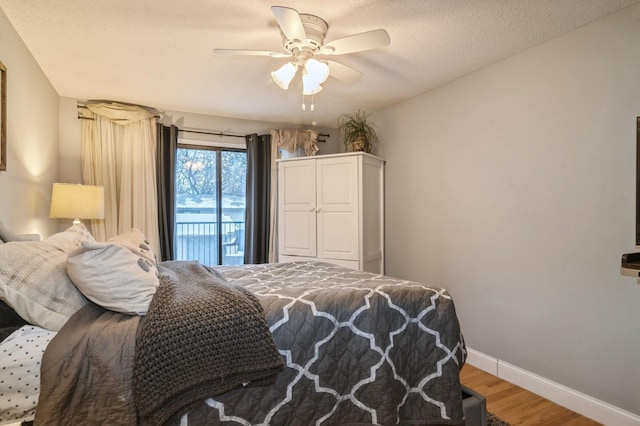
<box><xmin>175</xmin><ymin>221</ymin><xmax>245</xmax><ymax>266</ymax></box>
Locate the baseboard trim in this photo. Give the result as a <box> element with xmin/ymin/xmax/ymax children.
<box><xmin>466</xmin><ymin>347</ymin><xmax>498</xmax><ymax>376</ymax></box>
<box><xmin>466</xmin><ymin>347</ymin><xmax>640</xmax><ymax>426</ymax></box>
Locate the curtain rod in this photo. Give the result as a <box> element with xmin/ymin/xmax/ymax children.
<box><xmin>75</xmin><ymin>109</ymin><xmax>330</xmax><ymax>143</ymax></box>
<box><xmin>180</xmin><ymin>129</ymin><xmax>330</xmax><ymax>142</ymax></box>
<box><xmin>76</xmin><ymin>104</ymin><xmax>161</xmax><ymax>119</ymax></box>
<box><xmin>179</xmin><ymin>128</ymin><xmax>246</xmax><ymax>139</ymax></box>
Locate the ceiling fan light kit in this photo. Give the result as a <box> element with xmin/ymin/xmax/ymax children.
<box><xmin>214</xmin><ymin>5</ymin><xmax>390</xmax><ymax>111</ymax></box>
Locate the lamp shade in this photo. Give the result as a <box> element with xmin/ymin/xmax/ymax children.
<box><xmin>304</xmin><ymin>59</ymin><xmax>330</xmax><ymax>85</ymax></box>
<box><xmin>50</xmin><ymin>183</ymin><xmax>105</xmax><ymax>224</ymax></box>
<box><xmin>271</xmin><ymin>62</ymin><xmax>298</xmax><ymax>90</ymax></box>
<box><xmin>302</xmin><ymin>73</ymin><xmax>323</xmax><ymax>95</ymax></box>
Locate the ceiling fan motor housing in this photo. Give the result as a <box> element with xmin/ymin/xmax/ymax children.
<box><xmin>281</xmin><ymin>14</ymin><xmax>328</xmax><ymax>54</ymax></box>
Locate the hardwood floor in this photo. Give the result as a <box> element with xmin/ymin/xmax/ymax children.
<box><xmin>460</xmin><ymin>364</ymin><xmax>602</xmax><ymax>426</ymax></box>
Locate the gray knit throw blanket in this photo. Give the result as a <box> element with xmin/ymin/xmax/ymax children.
<box><xmin>133</xmin><ymin>261</ymin><xmax>284</xmax><ymax>425</ymax></box>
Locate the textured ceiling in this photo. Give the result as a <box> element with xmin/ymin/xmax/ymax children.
<box><xmin>1</xmin><ymin>0</ymin><xmax>638</xmax><ymax>128</ymax></box>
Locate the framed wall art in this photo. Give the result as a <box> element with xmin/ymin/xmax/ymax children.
<box><xmin>0</xmin><ymin>61</ymin><xmax>5</xmax><ymax>171</ymax></box>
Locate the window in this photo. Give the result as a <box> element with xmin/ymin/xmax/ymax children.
<box><xmin>175</xmin><ymin>144</ymin><xmax>246</xmax><ymax>265</ymax></box>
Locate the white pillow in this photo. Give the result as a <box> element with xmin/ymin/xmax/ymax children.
<box><xmin>108</xmin><ymin>228</ymin><xmax>157</xmax><ymax>266</ymax></box>
<box><xmin>0</xmin><ymin>225</ymin><xmax>94</xmax><ymax>331</ymax></box>
<box><xmin>66</xmin><ymin>229</ymin><xmax>159</xmax><ymax>315</ymax></box>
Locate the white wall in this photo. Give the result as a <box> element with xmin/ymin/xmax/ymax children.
<box><xmin>58</xmin><ymin>97</ymin><xmax>82</xmax><ymax>185</ymax></box>
<box><xmin>377</xmin><ymin>5</ymin><xmax>640</xmax><ymax>417</ymax></box>
<box><xmin>0</xmin><ymin>8</ymin><xmax>59</xmax><ymax>237</ymax></box>
<box><xmin>161</xmin><ymin>109</ymin><xmax>341</xmax><ymax>155</ymax></box>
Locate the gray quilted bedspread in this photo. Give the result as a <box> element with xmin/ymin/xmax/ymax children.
<box><xmin>175</xmin><ymin>261</ymin><xmax>467</xmax><ymax>426</ymax></box>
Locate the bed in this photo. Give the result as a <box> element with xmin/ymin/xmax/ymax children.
<box><xmin>0</xmin><ymin>223</ymin><xmax>467</xmax><ymax>426</ymax></box>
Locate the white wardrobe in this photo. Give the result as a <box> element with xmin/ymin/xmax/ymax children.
<box><xmin>277</xmin><ymin>152</ymin><xmax>384</xmax><ymax>273</ymax></box>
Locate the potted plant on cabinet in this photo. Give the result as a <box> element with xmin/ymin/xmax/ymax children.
<box><xmin>338</xmin><ymin>110</ymin><xmax>379</xmax><ymax>153</ymax></box>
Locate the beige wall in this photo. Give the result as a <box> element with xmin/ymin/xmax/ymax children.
<box><xmin>377</xmin><ymin>5</ymin><xmax>640</xmax><ymax>416</ymax></box>
<box><xmin>0</xmin><ymin>8</ymin><xmax>59</xmax><ymax>237</ymax></box>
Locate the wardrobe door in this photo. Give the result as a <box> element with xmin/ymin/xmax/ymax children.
<box><xmin>316</xmin><ymin>156</ymin><xmax>359</xmax><ymax>262</ymax></box>
<box><xmin>278</xmin><ymin>159</ymin><xmax>317</xmax><ymax>257</ymax></box>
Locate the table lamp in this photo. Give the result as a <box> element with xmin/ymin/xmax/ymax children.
<box><xmin>49</xmin><ymin>183</ymin><xmax>105</xmax><ymax>225</ymax></box>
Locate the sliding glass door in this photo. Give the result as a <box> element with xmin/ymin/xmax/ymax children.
<box><xmin>174</xmin><ymin>145</ymin><xmax>246</xmax><ymax>265</ymax></box>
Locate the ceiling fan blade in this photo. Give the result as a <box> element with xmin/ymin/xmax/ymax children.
<box><xmin>271</xmin><ymin>6</ymin><xmax>306</xmax><ymax>42</ymax></box>
<box><xmin>213</xmin><ymin>48</ymin><xmax>291</xmax><ymax>58</ymax></box>
<box><xmin>321</xmin><ymin>29</ymin><xmax>390</xmax><ymax>55</ymax></box>
<box><xmin>327</xmin><ymin>60</ymin><xmax>362</xmax><ymax>84</ymax></box>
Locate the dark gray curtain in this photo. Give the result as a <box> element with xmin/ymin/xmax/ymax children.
<box><xmin>156</xmin><ymin>124</ymin><xmax>178</xmax><ymax>261</ymax></box>
<box><xmin>244</xmin><ymin>133</ymin><xmax>272</xmax><ymax>264</ymax></box>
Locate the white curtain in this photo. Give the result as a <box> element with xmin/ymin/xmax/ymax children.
<box><xmin>268</xmin><ymin>133</ymin><xmax>280</xmax><ymax>263</ymax></box>
<box><xmin>271</xmin><ymin>129</ymin><xmax>319</xmax><ymax>157</ymax></box>
<box><xmin>79</xmin><ymin>102</ymin><xmax>160</xmax><ymax>256</ymax></box>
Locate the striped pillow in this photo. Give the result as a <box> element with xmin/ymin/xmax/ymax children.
<box><xmin>0</xmin><ymin>225</ymin><xmax>94</xmax><ymax>331</ymax></box>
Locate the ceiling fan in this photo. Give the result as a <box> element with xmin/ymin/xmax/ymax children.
<box><xmin>214</xmin><ymin>6</ymin><xmax>390</xmax><ymax>109</ymax></box>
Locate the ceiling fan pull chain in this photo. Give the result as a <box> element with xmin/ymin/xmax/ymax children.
<box><xmin>301</xmin><ymin>93</ymin><xmax>306</xmax><ymax>111</ymax></box>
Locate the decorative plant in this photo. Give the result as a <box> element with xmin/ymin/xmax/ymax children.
<box><xmin>338</xmin><ymin>110</ymin><xmax>379</xmax><ymax>153</ymax></box>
